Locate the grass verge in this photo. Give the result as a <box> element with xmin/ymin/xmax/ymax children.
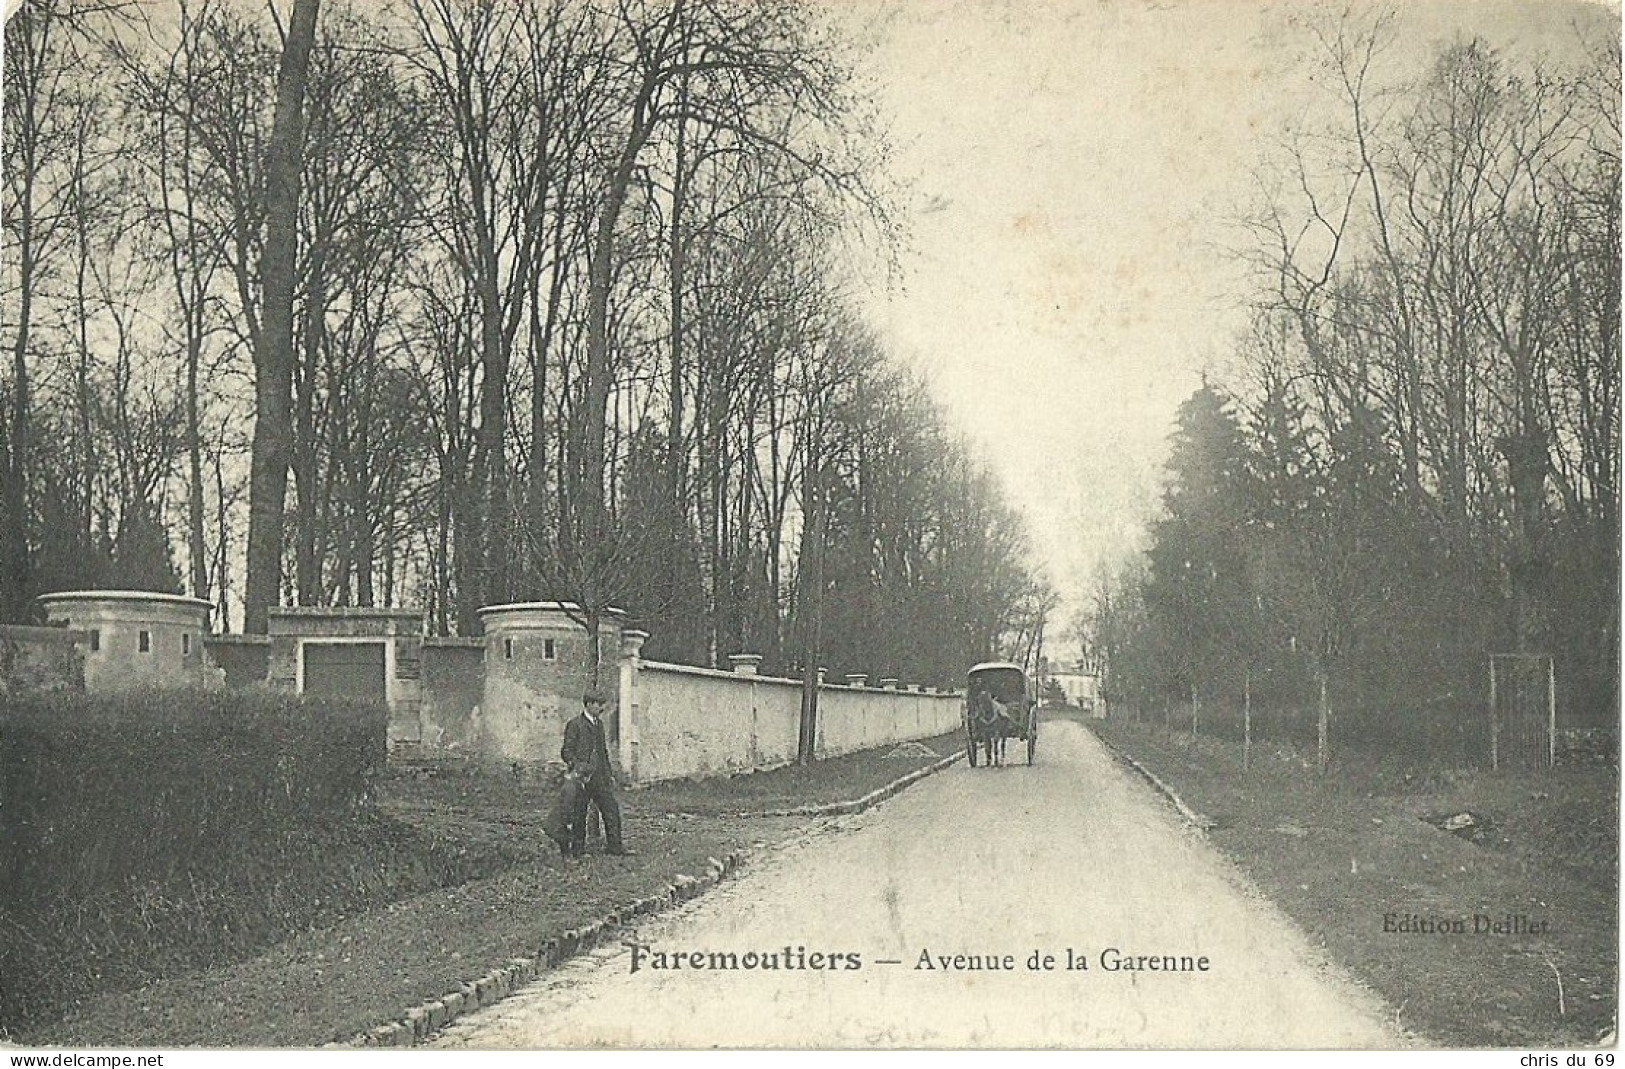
<box><xmin>1092</xmin><ymin>717</ymin><xmax>1617</xmax><ymax>1048</ymax></box>
<box><xmin>14</xmin><ymin>733</ymin><xmax>959</xmax><ymax>1048</ymax></box>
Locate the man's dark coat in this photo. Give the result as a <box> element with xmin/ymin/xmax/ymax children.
<box><xmin>558</xmin><ymin>711</ymin><xmax>625</xmax><ymax>854</ymax></box>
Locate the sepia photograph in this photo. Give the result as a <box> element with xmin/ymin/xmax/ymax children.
<box><xmin>0</xmin><ymin>0</ymin><xmax>1618</xmax><ymax>1053</ymax></box>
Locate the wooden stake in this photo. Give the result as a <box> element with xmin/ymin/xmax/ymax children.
<box><xmin>1316</xmin><ymin>669</ymin><xmax>1330</xmax><ymax>775</ymax></box>
<box><xmin>1489</xmin><ymin>656</ymin><xmax>1499</xmax><ymax>772</ymax></box>
<box><xmin>1546</xmin><ymin>656</ymin><xmax>1557</xmax><ymax>769</ymax></box>
<box><xmin>1243</xmin><ymin>665</ymin><xmax>1252</xmax><ymax>773</ymax></box>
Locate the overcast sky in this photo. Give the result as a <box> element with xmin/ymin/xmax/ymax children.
<box><xmin>837</xmin><ymin>0</ymin><xmax>1616</xmax><ymax>642</ymax></box>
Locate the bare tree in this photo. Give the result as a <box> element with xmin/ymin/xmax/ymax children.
<box><xmin>2</xmin><ymin>0</ymin><xmax>102</xmax><ymax>616</ymax></box>
<box><xmin>242</xmin><ymin>0</ymin><xmax>320</xmax><ymax>634</ymax></box>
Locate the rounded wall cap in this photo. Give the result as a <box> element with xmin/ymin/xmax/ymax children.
<box><xmin>37</xmin><ymin>590</ymin><xmax>214</xmax><ymax>612</ymax></box>
<box><xmin>477</xmin><ymin>602</ymin><xmax>627</xmax><ymax>620</ymax></box>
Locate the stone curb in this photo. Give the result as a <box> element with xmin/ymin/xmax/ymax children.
<box><xmin>1090</xmin><ymin>731</ymin><xmax>1215</xmax><ymax>832</ymax></box>
<box><xmin>347</xmin><ymin>851</ymin><xmax>746</xmax><ymax>1049</ymax></box>
<box><xmin>738</xmin><ymin>750</ymin><xmax>966</xmax><ymax>818</ymax></box>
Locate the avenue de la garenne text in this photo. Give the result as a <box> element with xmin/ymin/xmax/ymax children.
<box><xmin>625</xmin><ymin>945</ymin><xmax>1212</xmax><ymax>975</ymax></box>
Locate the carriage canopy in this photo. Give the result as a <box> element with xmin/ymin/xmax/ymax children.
<box><xmin>966</xmin><ymin>661</ymin><xmax>1031</xmax><ymax>706</ymax></box>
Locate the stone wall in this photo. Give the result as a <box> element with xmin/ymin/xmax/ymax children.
<box><xmin>419</xmin><ymin>639</ymin><xmax>484</xmax><ymax>748</ymax></box>
<box><xmin>26</xmin><ymin>589</ymin><xmax>966</xmax><ymax>780</ymax></box>
<box><xmin>0</xmin><ymin>624</ymin><xmax>86</xmax><ymax>696</ymax></box>
<box><xmin>815</xmin><ymin>681</ymin><xmax>950</xmax><ymax>757</ymax></box>
<box><xmin>204</xmin><ymin>634</ymin><xmax>270</xmax><ymax>690</ymax></box>
<box><xmin>628</xmin><ymin>662</ymin><xmax>961</xmax><ymax>784</ymax></box>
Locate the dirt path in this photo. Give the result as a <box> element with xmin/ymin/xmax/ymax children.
<box><xmin>434</xmin><ymin>721</ymin><xmax>1410</xmax><ymax>1048</ymax></box>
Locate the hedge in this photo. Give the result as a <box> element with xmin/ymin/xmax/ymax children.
<box><xmin>1</xmin><ymin>687</ymin><xmax>388</xmax><ymax>908</ymax></box>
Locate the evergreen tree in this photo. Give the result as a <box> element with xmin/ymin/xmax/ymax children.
<box><xmin>1143</xmin><ymin>384</ymin><xmax>1259</xmax><ymax>704</ymax></box>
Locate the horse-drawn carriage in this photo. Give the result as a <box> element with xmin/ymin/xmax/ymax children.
<box><xmin>963</xmin><ymin>661</ymin><xmax>1038</xmax><ymax>767</ymax></box>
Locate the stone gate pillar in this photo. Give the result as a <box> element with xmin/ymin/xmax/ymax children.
<box><xmin>619</xmin><ymin>629</ymin><xmax>649</xmax><ymax>782</ymax></box>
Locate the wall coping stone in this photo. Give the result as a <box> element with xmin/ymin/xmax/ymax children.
<box><xmin>203</xmin><ymin>634</ymin><xmax>272</xmax><ymax>647</ymax></box>
<box><xmin>642</xmin><ymin>659</ymin><xmax>800</xmax><ymax>687</ymax></box>
<box><xmin>640</xmin><ymin>659</ymin><xmax>963</xmax><ymax>698</ymax></box>
<box><xmin>270</xmin><ymin>606</ymin><xmax>423</xmax><ymax>620</ymax></box>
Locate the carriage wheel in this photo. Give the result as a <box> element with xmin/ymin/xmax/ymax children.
<box><xmin>1026</xmin><ymin>712</ymin><xmax>1038</xmax><ymax>765</ymax></box>
<box><xmin>964</xmin><ymin>718</ymin><xmax>979</xmax><ymax>767</ymax></box>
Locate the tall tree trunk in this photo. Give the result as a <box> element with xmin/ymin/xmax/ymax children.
<box><xmin>244</xmin><ymin>0</ymin><xmax>321</xmax><ymax>634</ymax></box>
<box><xmin>434</xmin><ymin>472</ymin><xmax>452</xmax><ymax>635</ymax></box>
<box><xmin>667</xmin><ymin>81</ymin><xmax>689</xmax><ymax>513</ymax></box>
<box><xmin>454</xmin><ymin>480</ymin><xmax>480</xmax><ymax>634</ymax></box>
<box><xmin>575</xmin><ymin>61</ymin><xmax>660</xmax><ymax>633</ymax></box>
<box><xmin>215</xmin><ymin>448</ymin><xmax>230</xmax><ymax>628</ymax></box>
<box><xmin>167</xmin><ymin>109</ymin><xmax>212</xmax><ymax>603</ymax></box>
<box><xmin>293</xmin><ymin>258</ymin><xmax>325</xmax><ymax>604</ymax></box>
<box><xmin>796</xmin><ymin>463</ymin><xmax>825</xmax><ymax>764</ymax></box>
<box><xmin>4</xmin><ymin>186</ymin><xmax>36</xmax><ymax>621</ymax></box>
<box><xmin>72</xmin><ymin>152</ymin><xmax>94</xmax><ymax>551</ymax></box>
<box><xmin>764</xmin><ymin>390</ymin><xmax>787</xmax><ymax>666</ymax></box>
<box><xmin>356</xmin><ymin>503</ymin><xmax>376</xmax><ymax>606</ymax></box>
<box><xmin>526</xmin><ymin>215</ymin><xmax>568</xmax><ymax>582</ymax></box>
<box><xmin>186</xmin><ymin>320</ymin><xmax>207</xmax><ymax>600</ymax></box>
<box><xmin>2</xmin><ymin>9</ymin><xmax>46</xmax><ymax>623</ymax></box>
<box><xmin>474</xmin><ymin>248</ymin><xmax>507</xmax><ymax>615</ymax></box>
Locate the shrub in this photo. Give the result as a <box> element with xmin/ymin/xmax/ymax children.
<box><xmin>0</xmin><ymin>687</ymin><xmax>388</xmax><ymax>907</ymax></box>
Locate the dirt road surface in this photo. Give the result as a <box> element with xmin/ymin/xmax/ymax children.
<box><xmin>434</xmin><ymin>721</ymin><xmax>1410</xmax><ymax>1049</ymax></box>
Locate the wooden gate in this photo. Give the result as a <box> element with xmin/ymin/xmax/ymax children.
<box><xmin>302</xmin><ymin>641</ymin><xmax>387</xmax><ymax>703</ymax></box>
<box><xmin>1489</xmin><ymin>654</ymin><xmax>1555</xmax><ymax>771</ymax></box>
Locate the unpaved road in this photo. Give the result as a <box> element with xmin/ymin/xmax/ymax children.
<box><xmin>435</xmin><ymin>720</ymin><xmax>1409</xmax><ymax>1049</ymax></box>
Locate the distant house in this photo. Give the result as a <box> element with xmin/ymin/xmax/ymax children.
<box><xmin>1049</xmin><ymin>657</ymin><xmax>1103</xmax><ymax>714</ymax></box>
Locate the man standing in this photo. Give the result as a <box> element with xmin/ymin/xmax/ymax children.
<box><xmin>560</xmin><ymin>690</ymin><xmax>633</xmax><ymax>858</ymax></box>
